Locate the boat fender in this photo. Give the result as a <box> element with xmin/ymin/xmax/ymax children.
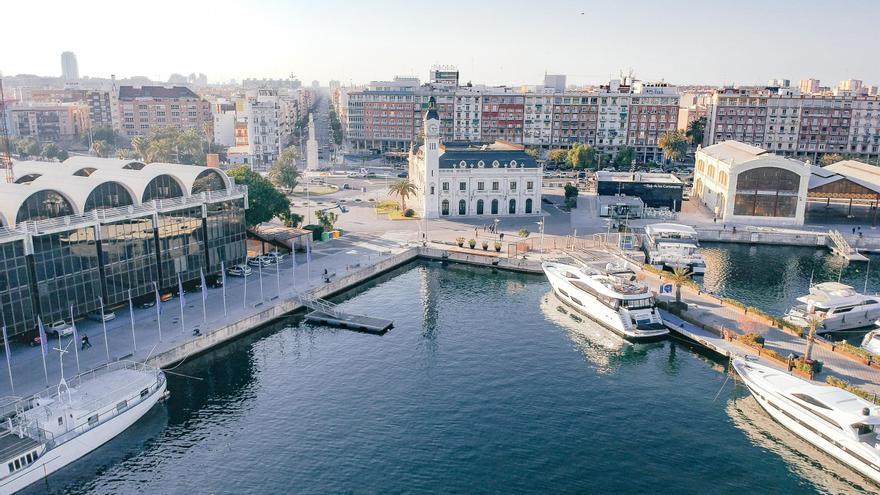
<box><xmin>864</xmin><ymin>407</ymin><xmax>871</xmax><ymax>416</ymax></box>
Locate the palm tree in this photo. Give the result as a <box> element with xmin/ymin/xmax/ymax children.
<box><xmin>804</xmin><ymin>315</ymin><xmax>822</xmax><ymax>362</ymax></box>
<box><xmin>388</xmin><ymin>179</ymin><xmax>418</xmax><ymax>210</ymax></box>
<box><xmin>131</xmin><ymin>136</ymin><xmax>150</xmax><ymax>161</ymax></box>
<box><xmin>658</xmin><ymin>130</ymin><xmax>688</xmax><ymax>163</ymax></box>
<box><xmin>669</xmin><ymin>266</ymin><xmax>692</xmax><ymax>306</ymax></box>
<box><xmin>91</xmin><ymin>140</ymin><xmax>109</xmax><ymax>158</ymax></box>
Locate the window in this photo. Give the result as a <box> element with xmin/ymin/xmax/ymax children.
<box><xmin>459</xmin><ymin>182</ymin><xmax>466</xmax><ymax>191</ymax></box>
<box><xmin>525</xmin><ymin>198</ymin><xmax>533</xmax><ymax>214</ymax></box>
<box><xmin>458</xmin><ymin>199</ymin><xmax>467</xmax><ymax>215</ymax></box>
<box><xmin>88</xmin><ymin>414</ymin><xmax>99</xmax><ymax>426</ymax></box>
<box><xmin>140</xmin><ymin>388</ymin><xmax>150</xmax><ymax>398</ymax></box>
<box><xmin>117</xmin><ymin>400</ymin><xmax>128</xmax><ymax>412</ymax></box>
<box><xmin>442</xmin><ymin>182</ymin><xmax>449</xmax><ymax>192</ymax></box>
<box><xmin>430</xmin><ymin>186</ymin><xmax>435</xmax><ymax>195</ymax></box>
<box><xmin>477</xmin><ymin>181</ymin><xmax>485</xmax><ymax>191</ymax></box>
<box><xmin>509</xmin><ymin>199</ymin><xmax>516</xmax><ymax>214</ymax></box>
<box><xmin>476</xmin><ymin>199</ymin><xmax>484</xmax><ymax>215</ymax></box>
<box><xmin>510</xmin><ymin>182</ymin><xmax>517</xmax><ymax>191</ymax></box>
<box><xmin>527</xmin><ymin>181</ymin><xmax>534</xmax><ymax>191</ymax></box>
<box><xmin>792</xmin><ymin>393</ymin><xmax>831</xmax><ymax>410</ymax></box>
<box><xmin>492</xmin><ymin>181</ymin><xmax>499</xmax><ymax>191</ymax></box>
<box><xmin>491</xmin><ymin>199</ymin><xmax>499</xmax><ymax>214</ymax></box>
<box><xmin>441</xmin><ymin>200</ymin><xmax>449</xmax><ymax>215</ymax></box>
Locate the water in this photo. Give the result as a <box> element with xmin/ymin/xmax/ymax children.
<box><xmin>700</xmin><ymin>242</ymin><xmax>880</xmax><ymax>344</ymax></box>
<box><xmin>23</xmin><ymin>262</ymin><xmax>877</xmax><ymax>494</ymax></box>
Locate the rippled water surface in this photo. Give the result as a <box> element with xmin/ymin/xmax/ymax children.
<box><xmin>24</xmin><ymin>261</ymin><xmax>878</xmax><ymax>494</ymax></box>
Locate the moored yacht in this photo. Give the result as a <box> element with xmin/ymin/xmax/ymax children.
<box><xmin>542</xmin><ymin>261</ymin><xmax>668</xmax><ymax>340</ymax></box>
<box><xmin>642</xmin><ymin>223</ymin><xmax>706</xmax><ymax>275</ymax></box>
<box><xmin>863</xmin><ymin>328</ymin><xmax>880</xmax><ymax>356</ymax></box>
<box><xmin>0</xmin><ymin>361</ymin><xmax>167</xmax><ymax>493</ymax></box>
<box><xmin>732</xmin><ymin>357</ymin><xmax>880</xmax><ymax>485</ymax></box>
<box><xmin>784</xmin><ymin>282</ymin><xmax>880</xmax><ymax>333</ymax></box>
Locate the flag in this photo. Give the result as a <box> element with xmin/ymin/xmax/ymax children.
<box><xmin>221</xmin><ymin>261</ymin><xmax>227</xmax><ymax>287</ymax></box>
<box><xmin>154</xmin><ymin>281</ymin><xmax>162</xmax><ymax>313</ymax></box>
<box><xmin>1</xmin><ymin>326</ymin><xmax>10</xmax><ymax>369</ymax></box>
<box><xmin>178</xmin><ymin>273</ymin><xmax>186</xmax><ymax>306</ymax></box>
<box><xmin>70</xmin><ymin>304</ymin><xmax>79</xmax><ymax>346</ymax></box>
<box><xmin>306</xmin><ymin>242</ymin><xmax>311</xmax><ymax>263</ymax></box>
<box><xmin>659</xmin><ymin>283</ymin><xmax>674</xmax><ymax>295</ymax></box>
<box><xmin>37</xmin><ymin>316</ymin><xmax>48</xmax><ymax>357</ymax></box>
<box><xmin>200</xmin><ymin>269</ymin><xmax>208</xmax><ymax>302</ymax></box>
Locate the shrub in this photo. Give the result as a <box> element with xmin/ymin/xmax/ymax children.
<box><xmin>738</xmin><ymin>333</ymin><xmax>765</xmax><ymax>347</ymax></box>
<box><xmin>456</xmin><ymin>237</ymin><xmax>465</xmax><ymax>247</ymax></box>
<box><xmin>494</xmin><ymin>241</ymin><xmax>502</xmax><ymax>252</ymax></box>
<box><xmin>564</xmin><ymin>197</ymin><xmax>577</xmax><ymax>209</ymax></box>
<box><xmin>826</xmin><ymin>376</ymin><xmax>879</xmax><ymax>404</ymax></box>
<box><xmin>377</xmin><ymin>200</ymin><xmax>399</xmax><ymax>211</ymax></box>
<box><xmin>468</xmin><ymin>238</ymin><xmax>477</xmax><ymax>248</ymax></box>
<box><xmin>518</xmin><ymin>228</ymin><xmax>530</xmax><ymax>238</ymax></box>
<box><xmin>482</xmin><ymin>241</ymin><xmax>489</xmax><ymax>250</ymax></box>
<box><xmin>403</xmin><ymin>208</ymin><xmax>415</xmax><ymax>218</ymax></box>
<box><xmin>835</xmin><ymin>340</ymin><xmax>873</xmax><ymax>360</ymax></box>
<box><xmin>762</xmin><ymin>348</ymin><xmax>782</xmax><ymax>362</ymax></box>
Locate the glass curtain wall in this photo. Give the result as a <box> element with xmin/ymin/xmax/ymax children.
<box><xmin>156</xmin><ymin>206</ymin><xmax>205</xmax><ymax>289</ymax></box>
<box><xmin>100</xmin><ymin>217</ymin><xmax>158</xmax><ymax>305</ymax></box>
<box><xmin>31</xmin><ymin>227</ymin><xmax>102</xmax><ymax>323</ymax></box>
<box><xmin>0</xmin><ymin>240</ymin><xmax>36</xmax><ymax>337</ymax></box>
<box><xmin>205</xmin><ymin>199</ymin><xmax>247</xmax><ymax>274</ymax></box>
<box><xmin>733</xmin><ymin>167</ymin><xmax>800</xmax><ymax>217</ymax></box>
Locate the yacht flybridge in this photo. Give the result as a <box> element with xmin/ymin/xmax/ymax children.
<box><xmin>0</xmin><ymin>361</ymin><xmax>167</xmax><ymax>493</ymax></box>
<box><xmin>642</xmin><ymin>223</ymin><xmax>706</xmax><ymax>275</ymax></box>
<box><xmin>542</xmin><ymin>261</ymin><xmax>668</xmax><ymax>340</ymax></box>
<box><xmin>733</xmin><ymin>358</ymin><xmax>880</xmax><ymax>485</ymax></box>
<box><xmin>784</xmin><ymin>282</ymin><xmax>880</xmax><ymax>333</ymax></box>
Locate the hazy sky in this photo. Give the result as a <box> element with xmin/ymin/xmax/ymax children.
<box><xmin>5</xmin><ymin>0</ymin><xmax>878</xmax><ymax>87</ymax></box>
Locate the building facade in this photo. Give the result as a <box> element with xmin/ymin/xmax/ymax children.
<box><xmin>6</xmin><ymin>103</ymin><xmax>89</xmax><ymax>147</ymax></box>
<box><xmin>61</xmin><ymin>51</ymin><xmax>79</xmax><ymax>81</ymax></box>
<box><xmin>0</xmin><ymin>157</ymin><xmax>247</xmax><ymax>337</ymax></box>
<box><xmin>118</xmin><ymin>86</ymin><xmax>211</xmax><ymax>138</ymax></box>
<box><xmin>409</xmin><ymin>98</ymin><xmax>543</xmax><ymax>219</ymax></box>
<box><xmin>694</xmin><ymin>140</ymin><xmax>811</xmax><ymax>225</ymax></box>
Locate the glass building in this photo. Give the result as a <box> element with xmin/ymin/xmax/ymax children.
<box><xmin>0</xmin><ymin>158</ymin><xmax>248</xmax><ymax>338</ymax></box>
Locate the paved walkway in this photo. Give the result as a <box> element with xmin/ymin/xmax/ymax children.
<box><xmin>0</xmin><ymin>233</ymin><xmax>408</xmax><ymax>401</ymax></box>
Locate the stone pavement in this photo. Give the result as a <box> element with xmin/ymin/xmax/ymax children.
<box><xmin>0</xmin><ymin>232</ymin><xmax>409</xmax><ymax>401</ymax></box>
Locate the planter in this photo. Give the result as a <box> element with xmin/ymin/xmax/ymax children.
<box><xmin>791</xmin><ymin>367</ymin><xmax>814</xmax><ymax>380</ymax></box>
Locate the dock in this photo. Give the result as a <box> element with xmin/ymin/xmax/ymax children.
<box><xmin>828</xmin><ymin>230</ymin><xmax>869</xmax><ymax>261</ymax></box>
<box><xmin>294</xmin><ymin>293</ymin><xmax>393</xmax><ymax>334</ymax></box>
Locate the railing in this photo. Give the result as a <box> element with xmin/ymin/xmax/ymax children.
<box><xmin>828</xmin><ymin>229</ymin><xmax>855</xmax><ymax>255</ymax></box>
<box><xmin>292</xmin><ymin>293</ymin><xmax>343</xmax><ymax>319</ymax></box>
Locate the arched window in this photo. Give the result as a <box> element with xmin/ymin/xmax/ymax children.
<box><xmin>73</xmin><ymin>167</ymin><xmax>96</xmax><ymax>177</ymax></box>
<box><xmin>16</xmin><ymin>190</ymin><xmax>75</xmax><ymax>223</ymax></box>
<box><xmin>84</xmin><ymin>181</ymin><xmax>134</xmax><ymax>211</ymax></box>
<box><xmin>707</xmin><ymin>165</ymin><xmax>715</xmax><ymax>180</ymax></box>
<box><xmin>733</xmin><ymin>167</ymin><xmax>801</xmax><ymax>218</ymax></box>
<box><xmin>191</xmin><ymin>169</ymin><xmax>227</xmax><ymax>194</ymax></box>
<box><xmin>14</xmin><ymin>174</ymin><xmax>41</xmax><ymax>184</ymax></box>
<box><xmin>142</xmin><ymin>174</ymin><xmax>184</xmax><ymax>202</ymax></box>
<box><xmin>508</xmin><ymin>199</ymin><xmax>516</xmax><ymax>214</ymax></box>
<box><xmin>123</xmin><ymin>162</ymin><xmax>146</xmax><ymax>170</ymax></box>
<box><xmin>441</xmin><ymin>200</ymin><xmax>449</xmax><ymax>216</ymax></box>
<box><xmin>476</xmin><ymin>199</ymin><xmax>484</xmax><ymax>215</ymax></box>
<box><xmin>697</xmin><ymin>160</ymin><xmax>705</xmax><ymax>172</ymax></box>
<box><xmin>525</xmin><ymin>198</ymin><xmax>533</xmax><ymax>214</ymax></box>
<box><xmin>491</xmin><ymin>199</ymin><xmax>499</xmax><ymax>215</ymax></box>
<box><xmin>458</xmin><ymin>199</ymin><xmax>467</xmax><ymax>215</ymax></box>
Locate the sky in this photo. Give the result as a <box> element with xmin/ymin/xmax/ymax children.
<box><xmin>4</xmin><ymin>0</ymin><xmax>878</xmax><ymax>87</ymax></box>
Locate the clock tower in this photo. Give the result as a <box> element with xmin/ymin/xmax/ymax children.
<box><xmin>422</xmin><ymin>96</ymin><xmax>441</xmax><ymax>218</ymax></box>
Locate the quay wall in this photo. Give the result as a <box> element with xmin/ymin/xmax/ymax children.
<box><xmin>147</xmin><ymin>245</ymin><xmax>541</xmax><ymax>369</ymax></box>
<box><xmin>696</xmin><ymin>228</ymin><xmax>880</xmax><ymax>252</ymax></box>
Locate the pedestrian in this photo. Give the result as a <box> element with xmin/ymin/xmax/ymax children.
<box><xmin>500</xmin><ymin>233</ymin><xmax>504</xmax><ymax>241</ymax></box>
<box><xmin>853</xmin><ymin>227</ymin><xmax>857</xmax><ymax>234</ymax></box>
<box><xmin>81</xmin><ymin>334</ymin><xmax>92</xmax><ymax>350</ymax></box>
<box><xmin>713</xmin><ymin>217</ymin><xmax>717</xmax><ymax>224</ymax></box>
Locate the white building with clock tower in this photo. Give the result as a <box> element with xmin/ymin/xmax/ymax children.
<box><xmin>409</xmin><ymin>97</ymin><xmax>543</xmax><ymax>219</ymax></box>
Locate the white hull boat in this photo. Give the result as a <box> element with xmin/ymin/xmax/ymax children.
<box><xmin>642</xmin><ymin>223</ymin><xmax>706</xmax><ymax>275</ymax></box>
<box><xmin>733</xmin><ymin>357</ymin><xmax>880</xmax><ymax>486</ymax></box>
<box><xmin>784</xmin><ymin>282</ymin><xmax>880</xmax><ymax>333</ymax></box>
<box><xmin>863</xmin><ymin>328</ymin><xmax>880</xmax><ymax>356</ymax></box>
<box><xmin>542</xmin><ymin>261</ymin><xmax>668</xmax><ymax>340</ymax></box>
<box><xmin>0</xmin><ymin>361</ymin><xmax>167</xmax><ymax>494</ymax></box>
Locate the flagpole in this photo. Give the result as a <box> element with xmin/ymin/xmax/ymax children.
<box><xmin>292</xmin><ymin>247</ymin><xmax>297</xmax><ymax>290</ymax></box>
<box><xmin>259</xmin><ymin>260</ymin><xmax>264</xmax><ymax>301</ymax></box>
<box><xmin>2</xmin><ymin>326</ymin><xmax>14</xmax><ymax>394</ymax></box>
<box><xmin>99</xmin><ymin>297</ymin><xmax>110</xmax><ymax>362</ymax></box>
<box><xmin>128</xmin><ymin>289</ymin><xmax>137</xmax><ymax>352</ymax></box>
<box><xmin>243</xmin><ymin>260</ymin><xmax>248</xmax><ymax>308</ymax></box>
<box><xmin>200</xmin><ymin>269</ymin><xmax>208</xmax><ymax>324</ymax></box>
<box><xmin>307</xmin><ymin>241</ymin><xmax>312</xmax><ymax>283</ymax></box>
<box><xmin>276</xmin><ymin>253</ymin><xmax>281</xmax><ymax>297</ymax></box>
<box><xmin>178</xmin><ymin>273</ymin><xmax>186</xmax><ymax>333</ymax></box>
<box><xmin>221</xmin><ymin>261</ymin><xmax>228</xmax><ymax>317</ymax></box>
<box><xmin>153</xmin><ymin>281</ymin><xmax>163</xmax><ymax>342</ymax></box>
<box><xmin>37</xmin><ymin>316</ymin><xmax>49</xmax><ymax>386</ymax></box>
<box><xmin>69</xmin><ymin>305</ymin><xmax>80</xmax><ymax>373</ymax></box>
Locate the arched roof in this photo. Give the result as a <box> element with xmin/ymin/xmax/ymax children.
<box><xmin>28</xmin><ymin>175</ymin><xmax>138</xmax><ymax>214</ymax></box>
<box><xmin>0</xmin><ymin>182</ymin><xmax>79</xmax><ymax>227</ymax></box>
<box><xmin>62</xmin><ymin>156</ymin><xmax>146</xmax><ymax>171</ymax></box>
<box><xmin>88</xmin><ymin>168</ymin><xmax>187</xmax><ymax>204</ymax></box>
<box><xmin>146</xmin><ymin>162</ymin><xmax>231</xmax><ymax>193</ymax></box>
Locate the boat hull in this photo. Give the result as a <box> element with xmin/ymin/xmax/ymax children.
<box><xmin>786</xmin><ymin>307</ymin><xmax>880</xmax><ymax>333</ymax></box>
<box><xmin>544</xmin><ymin>268</ymin><xmax>668</xmax><ymax>341</ymax></box>
<box><xmin>0</xmin><ymin>379</ymin><xmax>167</xmax><ymax>494</ymax></box>
<box><xmin>733</xmin><ymin>360</ymin><xmax>880</xmax><ymax>485</ymax></box>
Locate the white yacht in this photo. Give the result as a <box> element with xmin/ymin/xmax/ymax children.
<box><xmin>642</xmin><ymin>223</ymin><xmax>706</xmax><ymax>275</ymax></box>
<box><xmin>784</xmin><ymin>282</ymin><xmax>880</xmax><ymax>333</ymax></box>
<box><xmin>732</xmin><ymin>357</ymin><xmax>880</xmax><ymax>485</ymax></box>
<box><xmin>863</xmin><ymin>329</ymin><xmax>880</xmax><ymax>356</ymax></box>
<box><xmin>0</xmin><ymin>361</ymin><xmax>167</xmax><ymax>493</ymax></box>
<box><xmin>542</xmin><ymin>261</ymin><xmax>668</xmax><ymax>340</ymax></box>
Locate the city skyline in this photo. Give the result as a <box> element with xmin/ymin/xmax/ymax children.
<box><xmin>4</xmin><ymin>0</ymin><xmax>879</xmax><ymax>87</ymax></box>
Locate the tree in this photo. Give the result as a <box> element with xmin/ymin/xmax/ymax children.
<box><xmin>82</xmin><ymin>125</ymin><xmax>118</xmax><ymax>148</ymax></box>
<box><xmin>388</xmin><ymin>179</ymin><xmax>418</xmax><ymax>210</ymax></box>
<box><xmin>686</xmin><ymin>117</ymin><xmax>706</xmax><ymax>145</ymax></box>
<box><xmin>16</xmin><ymin>138</ymin><xmax>39</xmax><ymax>158</ymax></box>
<box><xmin>820</xmin><ymin>153</ymin><xmax>844</xmax><ymax>166</ymax></box>
<box><xmin>116</xmin><ymin>148</ymin><xmax>139</xmax><ymax>160</ymax></box>
<box><xmin>41</xmin><ymin>142</ymin><xmax>60</xmax><ymax>160</ymax></box>
<box><xmin>227</xmin><ymin>166</ymin><xmax>291</xmax><ymax>226</ymax></box>
<box><xmin>804</xmin><ymin>315</ymin><xmax>822</xmax><ymax>362</ymax></box>
<box><xmin>280</xmin><ymin>211</ymin><xmax>303</xmax><ymax>228</ymax></box>
<box><xmin>564</xmin><ymin>183</ymin><xmax>579</xmax><ymax>200</ymax></box>
<box><xmin>548</xmin><ymin>149</ymin><xmax>568</xmax><ymax>166</ymax></box>
<box><xmin>269</xmin><ymin>146</ymin><xmax>301</xmax><ymax>191</ymax></box>
<box><xmin>567</xmin><ymin>143</ymin><xmax>596</xmax><ymax>170</ymax></box>
<box><xmin>524</xmin><ymin>147</ymin><xmax>540</xmax><ymax>160</ymax></box>
<box><xmin>131</xmin><ymin>136</ymin><xmax>150</xmax><ymax>161</ymax></box>
<box><xmin>669</xmin><ymin>266</ymin><xmax>692</xmax><ymax>306</ymax></box>
<box><xmin>91</xmin><ymin>140</ymin><xmax>110</xmax><ymax>158</ymax></box>
<box><xmin>316</xmin><ymin>210</ymin><xmax>337</xmax><ymax>231</ymax></box>
<box><xmin>56</xmin><ymin>149</ymin><xmax>69</xmax><ymax>161</ymax></box>
<box><xmin>614</xmin><ymin>146</ymin><xmax>636</xmax><ymax>168</ymax></box>
<box><xmin>658</xmin><ymin>130</ymin><xmax>688</xmax><ymax>163</ymax></box>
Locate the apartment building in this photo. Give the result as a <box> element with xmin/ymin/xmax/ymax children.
<box><xmin>118</xmin><ymin>85</ymin><xmax>211</xmax><ymax>138</ymax></box>
<box><xmin>246</xmin><ymin>89</ymin><xmax>283</xmax><ymax>170</ymax></box>
<box><xmin>6</xmin><ymin>102</ymin><xmax>89</xmax><ymax>147</ymax></box>
<box><xmin>705</xmin><ymin>87</ymin><xmax>880</xmax><ymax>161</ymax></box>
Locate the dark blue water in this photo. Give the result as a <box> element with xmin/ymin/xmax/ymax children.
<box><xmin>23</xmin><ymin>262</ymin><xmax>876</xmax><ymax>494</ymax></box>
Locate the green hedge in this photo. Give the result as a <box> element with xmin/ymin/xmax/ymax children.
<box><xmin>826</xmin><ymin>376</ymin><xmax>879</xmax><ymax>404</ymax></box>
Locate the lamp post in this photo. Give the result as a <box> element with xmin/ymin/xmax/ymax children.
<box><xmin>536</xmin><ymin>216</ymin><xmax>545</xmax><ymax>253</ymax></box>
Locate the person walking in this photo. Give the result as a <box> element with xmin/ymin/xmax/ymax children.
<box><xmin>81</xmin><ymin>334</ymin><xmax>92</xmax><ymax>350</ymax></box>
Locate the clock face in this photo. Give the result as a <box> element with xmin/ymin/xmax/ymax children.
<box><xmin>429</xmin><ymin>124</ymin><xmax>439</xmax><ymax>134</ymax></box>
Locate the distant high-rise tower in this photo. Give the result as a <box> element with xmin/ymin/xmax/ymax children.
<box><xmin>61</xmin><ymin>51</ymin><xmax>79</xmax><ymax>80</ymax></box>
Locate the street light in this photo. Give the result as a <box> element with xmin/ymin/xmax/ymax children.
<box><xmin>536</xmin><ymin>216</ymin><xmax>545</xmax><ymax>253</ymax></box>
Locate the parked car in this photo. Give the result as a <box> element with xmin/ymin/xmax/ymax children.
<box><xmin>227</xmin><ymin>264</ymin><xmax>252</xmax><ymax>277</ymax></box>
<box><xmin>397</xmin><ymin>171</ymin><xmax>408</xmax><ymax>178</ymax></box>
<box><xmin>342</xmin><ymin>183</ymin><xmax>351</xmax><ymax>190</ymax></box>
<box><xmin>247</xmin><ymin>256</ymin><xmax>274</xmax><ymax>267</ymax></box>
<box><xmin>47</xmin><ymin>320</ymin><xmax>73</xmax><ymax>338</ymax></box>
<box><xmin>137</xmin><ymin>296</ymin><xmax>156</xmax><ymax>309</ymax></box>
<box><xmin>266</xmin><ymin>251</ymin><xmax>287</xmax><ymax>263</ymax></box>
<box><xmin>87</xmin><ymin>311</ymin><xmax>117</xmax><ymax>323</ymax></box>
<box><xmin>160</xmin><ymin>292</ymin><xmax>173</xmax><ymax>302</ymax></box>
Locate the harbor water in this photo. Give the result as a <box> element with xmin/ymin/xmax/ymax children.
<box><xmin>23</xmin><ymin>261</ymin><xmax>877</xmax><ymax>494</ymax></box>
<box><xmin>700</xmin><ymin>242</ymin><xmax>880</xmax><ymax>343</ymax></box>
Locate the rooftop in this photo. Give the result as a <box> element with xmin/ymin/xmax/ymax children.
<box><xmin>596</xmin><ymin>171</ymin><xmax>682</xmax><ymax>184</ymax></box>
<box><xmin>699</xmin><ymin>141</ymin><xmax>768</xmax><ymax>164</ymax></box>
<box><xmin>118</xmin><ymin>86</ymin><xmax>200</xmax><ymax>99</ymax></box>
